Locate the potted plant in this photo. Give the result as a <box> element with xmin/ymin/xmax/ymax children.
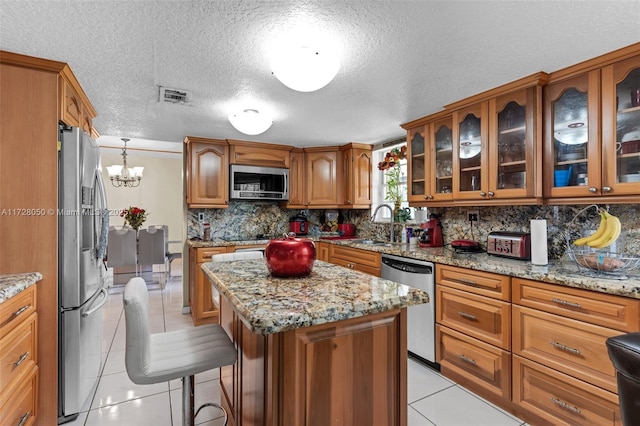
<box><xmin>378</xmin><ymin>146</ymin><xmax>410</xmax><ymax>222</ymax></box>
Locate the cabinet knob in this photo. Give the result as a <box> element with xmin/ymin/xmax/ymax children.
<box><xmin>429</xmin><ymin>195</ymin><xmax>434</xmax><ymax>200</ymax></box>
<box><xmin>424</xmin><ymin>195</ymin><xmax>428</xmax><ymax>200</ymax></box>
<box><xmin>479</xmin><ymin>192</ymin><xmax>487</xmax><ymax>197</ymax></box>
<box><xmin>602</xmin><ymin>186</ymin><xmax>612</xmax><ymax>193</ymax></box>
<box><xmin>487</xmin><ymin>191</ymin><xmax>494</xmax><ymax>197</ymax></box>
<box><xmin>347</xmin><ymin>200</ymin><xmax>351</xmax><ymax>204</ymax></box>
<box><xmin>588</xmin><ymin>187</ymin><xmax>598</xmax><ymax>193</ymax></box>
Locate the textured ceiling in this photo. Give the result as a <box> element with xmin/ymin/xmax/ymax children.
<box><xmin>1</xmin><ymin>1</ymin><xmax>639</xmax><ymax>149</ymax></box>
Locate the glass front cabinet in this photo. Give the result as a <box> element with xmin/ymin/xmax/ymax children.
<box><xmin>405</xmin><ymin>112</ymin><xmax>454</xmax><ymax>204</ymax></box>
<box><xmin>544</xmin><ymin>53</ymin><xmax>640</xmax><ymax>198</ymax></box>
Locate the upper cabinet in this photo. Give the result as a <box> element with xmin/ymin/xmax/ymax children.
<box><xmin>303</xmin><ymin>147</ymin><xmax>341</xmax><ymax>207</ymax></box>
<box><xmin>287</xmin><ymin>148</ymin><xmax>306</xmax><ymax>208</ymax></box>
<box><xmin>59</xmin><ymin>71</ymin><xmax>98</xmax><ymax>138</ymax></box>
<box><xmin>544</xmin><ymin>46</ymin><xmax>640</xmax><ymax>201</ymax></box>
<box><xmin>341</xmin><ymin>143</ymin><xmax>372</xmax><ymax>208</ymax></box>
<box><xmin>404</xmin><ymin>112</ymin><xmax>454</xmax><ymax>203</ymax></box>
<box><xmin>404</xmin><ymin>73</ymin><xmax>546</xmax><ymax>206</ymax></box>
<box><xmin>184</xmin><ymin>137</ymin><xmax>229</xmax><ymax>208</ymax></box>
<box><xmin>228</xmin><ymin>139</ymin><xmax>291</xmax><ymax>168</ymax></box>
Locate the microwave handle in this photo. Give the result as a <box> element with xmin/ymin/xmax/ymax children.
<box><xmin>284</xmin><ymin>172</ymin><xmax>289</xmax><ymax>196</ymax></box>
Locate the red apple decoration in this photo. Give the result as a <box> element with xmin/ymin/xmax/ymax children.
<box><xmin>265</xmin><ymin>233</ymin><xmax>316</xmax><ymax>277</ymax></box>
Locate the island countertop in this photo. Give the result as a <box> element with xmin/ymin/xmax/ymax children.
<box><xmin>202</xmin><ymin>259</ymin><xmax>429</xmax><ymax>335</ymax></box>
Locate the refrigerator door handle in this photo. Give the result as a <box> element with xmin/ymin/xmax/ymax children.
<box><xmin>81</xmin><ymin>288</ymin><xmax>108</xmax><ymax>318</ymax></box>
<box><xmin>94</xmin><ymin>168</ymin><xmax>109</xmax><ymax>261</ymax></box>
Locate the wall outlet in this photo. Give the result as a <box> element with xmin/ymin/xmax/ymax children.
<box><xmin>468</xmin><ymin>210</ymin><xmax>479</xmax><ymax>222</ymax></box>
<box><xmin>198</xmin><ymin>212</ymin><xmax>205</xmax><ymax>221</ymax></box>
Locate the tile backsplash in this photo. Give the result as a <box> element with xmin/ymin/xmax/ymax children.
<box><xmin>188</xmin><ymin>202</ymin><xmax>639</xmax><ymax>259</ymax></box>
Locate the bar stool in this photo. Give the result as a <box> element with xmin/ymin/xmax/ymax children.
<box><xmin>123</xmin><ymin>277</ymin><xmax>236</xmax><ymax>426</ymax></box>
<box><xmin>606</xmin><ymin>332</ymin><xmax>640</xmax><ymax>426</ymax></box>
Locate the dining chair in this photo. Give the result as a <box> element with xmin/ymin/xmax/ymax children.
<box><xmin>106</xmin><ymin>226</ymin><xmax>137</xmax><ymax>269</ymax></box>
<box><xmin>123</xmin><ymin>277</ymin><xmax>237</xmax><ymax>426</ymax></box>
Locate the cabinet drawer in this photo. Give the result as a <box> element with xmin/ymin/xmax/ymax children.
<box><xmin>330</xmin><ymin>256</ymin><xmax>381</xmax><ymax>277</ymax></box>
<box><xmin>513</xmin><ymin>355</ymin><xmax>621</xmax><ymax>426</ymax></box>
<box><xmin>329</xmin><ymin>245</ymin><xmax>381</xmax><ymax>269</ymax></box>
<box><xmin>437</xmin><ymin>325</ymin><xmax>510</xmax><ymax>401</ymax></box>
<box><xmin>0</xmin><ymin>313</ymin><xmax>36</xmax><ymax>392</ymax></box>
<box><xmin>513</xmin><ymin>278</ymin><xmax>640</xmax><ymax>332</ymax></box>
<box><xmin>0</xmin><ymin>365</ymin><xmax>38</xmax><ymax>426</ymax></box>
<box><xmin>436</xmin><ymin>264</ymin><xmax>510</xmax><ymax>301</ymax></box>
<box><xmin>512</xmin><ymin>305</ymin><xmax>619</xmax><ymax>393</ymax></box>
<box><xmin>196</xmin><ymin>247</ymin><xmax>229</xmax><ymax>263</ymax></box>
<box><xmin>437</xmin><ymin>286</ymin><xmax>511</xmax><ymax>350</ymax></box>
<box><xmin>0</xmin><ymin>286</ymin><xmax>36</xmax><ymax>339</ymax></box>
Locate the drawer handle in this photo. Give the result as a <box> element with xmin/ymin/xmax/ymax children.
<box><xmin>550</xmin><ymin>341</ymin><xmax>581</xmax><ymax>355</ymax></box>
<box><xmin>17</xmin><ymin>411</ymin><xmax>31</xmax><ymax>426</ymax></box>
<box><xmin>550</xmin><ymin>298</ymin><xmax>582</xmax><ymax>309</ymax></box>
<box><xmin>458</xmin><ymin>354</ymin><xmax>477</xmax><ymax>365</ymax></box>
<box><xmin>15</xmin><ymin>351</ymin><xmax>30</xmax><ymax>366</ymax></box>
<box><xmin>550</xmin><ymin>397</ymin><xmax>581</xmax><ymax>414</ymax></box>
<box><xmin>457</xmin><ymin>278</ymin><xmax>477</xmax><ymax>286</ymax></box>
<box><xmin>457</xmin><ymin>311</ymin><xmax>477</xmax><ymax>321</ymax></box>
<box><xmin>1</xmin><ymin>304</ymin><xmax>30</xmax><ymax>327</ymax></box>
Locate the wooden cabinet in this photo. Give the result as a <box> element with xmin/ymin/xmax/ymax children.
<box><xmin>287</xmin><ymin>149</ymin><xmax>306</xmax><ymax>208</ymax></box>
<box><xmin>228</xmin><ymin>139</ymin><xmax>291</xmax><ymax>168</ymax></box>
<box><xmin>184</xmin><ymin>137</ymin><xmax>229</xmax><ymax>208</ymax></box>
<box><xmin>340</xmin><ymin>143</ymin><xmax>372</xmax><ymax>208</ymax></box>
<box><xmin>329</xmin><ymin>244</ymin><xmax>381</xmax><ymax>276</ymax></box>
<box><xmin>0</xmin><ymin>286</ymin><xmax>38</xmax><ymax>426</ymax></box>
<box><xmin>544</xmin><ymin>45</ymin><xmax>640</xmax><ymax>202</ymax></box>
<box><xmin>1</xmin><ymin>51</ymin><xmax>91</xmax><ymax>424</ymax></box>
<box><xmin>511</xmin><ymin>278</ymin><xmax>628</xmax><ymax>424</ymax></box>
<box><xmin>189</xmin><ymin>246</ymin><xmax>229</xmax><ymax>325</ymax></box>
<box><xmin>435</xmin><ymin>265</ymin><xmax>512</xmax><ymax>409</ymax></box>
<box><xmin>315</xmin><ymin>241</ymin><xmax>330</xmax><ymax>262</ymax></box>
<box><xmin>60</xmin><ymin>74</ymin><xmax>98</xmax><ymax>138</ymax></box>
<box><xmin>403</xmin><ymin>112</ymin><xmax>454</xmax><ymax>204</ymax></box>
<box><xmin>304</xmin><ymin>147</ymin><xmax>341</xmax><ymax>207</ymax></box>
<box><xmin>219</xmin><ymin>295</ymin><xmax>407</xmax><ymax>426</ymax></box>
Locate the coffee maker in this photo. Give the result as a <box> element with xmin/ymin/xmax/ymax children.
<box><xmin>419</xmin><ymin>214</ymin><xmax>443</xmax><ymax>247</ymax></box>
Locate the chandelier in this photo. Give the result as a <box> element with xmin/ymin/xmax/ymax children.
<box><xmin>106</xmin><ymin>138</ymin><xmax>143</xmax><ymax>188</ymax></box>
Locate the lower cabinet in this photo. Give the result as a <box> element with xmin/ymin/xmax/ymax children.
<box><xmin>315</xmin><ymin>241</ymin><xmax>329</xmax><ymax>262</ymax></box>
<box><xmin>436</xmin><ymin>267</ymin><xmax>632</xmax><ymax>425</ymax></box>
<box><xmin>328</xmin><ymin>244</ymin><xmax>381</xmax><ymax>276</ymax></box>
<box><xmin>0</xmin><ymin>285</ymin><xmax>38</xmax><ymax>426</ymax></box>
<box><xmin>189</xmin><ymin>246</ymin><xmax>230</xmax><ymax>325</ymax></box>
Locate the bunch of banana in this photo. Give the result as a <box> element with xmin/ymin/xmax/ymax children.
<box><xmin>573</xmin><ymin>210</ymin><xmax>622</xmax><ymax>249</ymax></box>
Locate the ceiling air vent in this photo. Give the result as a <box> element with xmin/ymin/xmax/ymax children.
<box><xmin>159</xmin><ymin>86</ymin><xmax>190</xmax><ymax>104</ymax></box>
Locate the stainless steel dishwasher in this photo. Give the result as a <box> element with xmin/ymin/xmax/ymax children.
<box><xmin>381</xmin><ymin>254</ymin><xmax>436</xmax><ymax>364</ymax></box>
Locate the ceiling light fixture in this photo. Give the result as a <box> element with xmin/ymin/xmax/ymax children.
<box><xmin>106</xmin><ymin>138</ymin><xmax>143</xmax><ymax>188</ymax></box>
<box><xmin>228</xmin><ymin>109</ymin><xmax>273</xmax><ymax>135</ymax></box>
<box><xmin>270</xmin><ymin>44</ymin><xmax>340</xmax><ymax>92</ymax></box>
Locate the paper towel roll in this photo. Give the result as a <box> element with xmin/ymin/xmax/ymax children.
<box><xmin>530</xmin><ymin>219</ymin><xmax>548</xmax><ymax>265</ymax></box>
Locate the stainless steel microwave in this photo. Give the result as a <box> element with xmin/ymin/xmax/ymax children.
<box><xmin>230</xmin><ymin>164</ymin><xmax>289</xmax><ymax>200</ymax></box>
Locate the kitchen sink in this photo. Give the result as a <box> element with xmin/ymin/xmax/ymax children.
<box><xmin>351</xmin><ymin>239</ymin><xmax>391</xmax><ymax>246</ymax></box>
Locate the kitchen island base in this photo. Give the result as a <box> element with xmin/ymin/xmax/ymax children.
<box><xmin>219</xmin><ymin>296</ymin><xmax>408</xmax><ymax>426</ymax></box>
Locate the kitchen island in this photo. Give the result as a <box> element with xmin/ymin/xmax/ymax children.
<box><xmin>202</xmin><ymin>259</ymin><xmax>429</xmax><ymax>426</ymax></box>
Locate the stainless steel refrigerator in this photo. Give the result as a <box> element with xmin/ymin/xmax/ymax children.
<box><xmin>58</xmin><ymin>126</ymin><xmax>109</xmax><ymax>424</ymax></box>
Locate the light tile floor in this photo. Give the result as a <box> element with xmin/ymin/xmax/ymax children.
<box><xmin>64</xmin><ymin>268</ymin><xmax>526</xmax><ymax>426</ymax></box>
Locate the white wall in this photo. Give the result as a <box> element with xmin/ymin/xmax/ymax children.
<box><xmin>100</xmin><ymin>148</ymin><xmax>183</xmax><ymax>244</ymax></box>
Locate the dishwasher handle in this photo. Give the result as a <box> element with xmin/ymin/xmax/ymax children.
<box><xmin>381</xmin><ymin>257</ymin><xmax>433</xmax><ymax>274</ymax></box>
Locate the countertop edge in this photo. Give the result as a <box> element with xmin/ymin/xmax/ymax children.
<box><xmin>0</xmin><ymin>272</ymin><xmax>43</xmax><ymax>304</ymax></box>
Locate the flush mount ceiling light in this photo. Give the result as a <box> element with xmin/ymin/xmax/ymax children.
<box><xmin>106</xmin><ymin>138</ymin><xmax>143</xmax><ymax>188</ymax></box>
<box><xmin>270</xmin><ymin>44</ymin><xmax>340</xmax><ymax>92</ymax></box>
<box><xmin>228</xmin><ymin>109</ymin><xmax>273</xmax><ymax>135</ymax></box>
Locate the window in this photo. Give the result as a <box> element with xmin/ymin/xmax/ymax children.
<box><xmin>371</xmin><ymin>141</ymin><xmax>409</xmax><ymax>222</ymax></box>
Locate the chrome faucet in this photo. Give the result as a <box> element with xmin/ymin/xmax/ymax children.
<box><xmin>371</xmin><ymin>204</ymin><xmax>394</xmax><ymax>243</ymax></box>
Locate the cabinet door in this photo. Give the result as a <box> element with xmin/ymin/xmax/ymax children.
<box><xmin>407</xmin><ymin>125</ymin><xmax>428</xmax><ymax>202</ymax></box>
<box><xmin>453</xmin><ymin>102</ymin><xmax>488</xmax><ymax>200</ymax></box>
<box><xmin>430</xmin><ymin>116</ymin><xmax>454</xmax><ymax>201</ymax></box>
<box><xmin>489</xmin><ymin>88</ymin><xmax>538</xmax><ymax>198</ymax></box>
<box><xmin>187</xmin><ymin>141</ymin><xmax>229</xmax><ymax>207</ymax></box>
<box><xmin>343</xmin><ymin>147</ymin><xmax>372</xmax><ymax>207</ymax></box>
<box><xmin>305</xmin><ymin>150</ymin><xmax>339</xmax><ymax>206</ymax></box>
<box><xmin>602</xmin><ymin>54</ymin><xmax>640</xmax><ymax>195</ymax></box>
<box><xmin>287</xmin><ymin>149</ymin><xmax>306</xmax><ymax>208</ymax></box>
<box><xmin>544</xmin><ymin>71</ymin><xmax>601</xmax><ymax>197</ymax></box>
<box><xmin>60</xmin><ymin>77</ymin><xmax>81</xmax><ymax>127</ymax></box>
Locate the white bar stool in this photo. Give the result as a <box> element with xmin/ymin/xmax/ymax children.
<box><xmin>123</xmin><ymin>277</ymin><xmax>236</xmax><ymax>425</ymax></box>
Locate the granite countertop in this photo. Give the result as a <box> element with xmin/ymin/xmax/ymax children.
<box><xmin>202</xmin><ymin>259</ymin><xmax>430</xmax><ymax>335</ymax></box>
<box><xmin>187</xmin><ymin>238</ymin><xmax>270</xmax><ymax>248</ymax></box>
<box><xmin>191</xmin><ymin>237</ymin><xmax>640</xmax><ymax>300</ymax></box>
<box><xmin>0</xmin><ymin>272</ymin><xmax>43</xmax><ymax>304</ymax></box>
